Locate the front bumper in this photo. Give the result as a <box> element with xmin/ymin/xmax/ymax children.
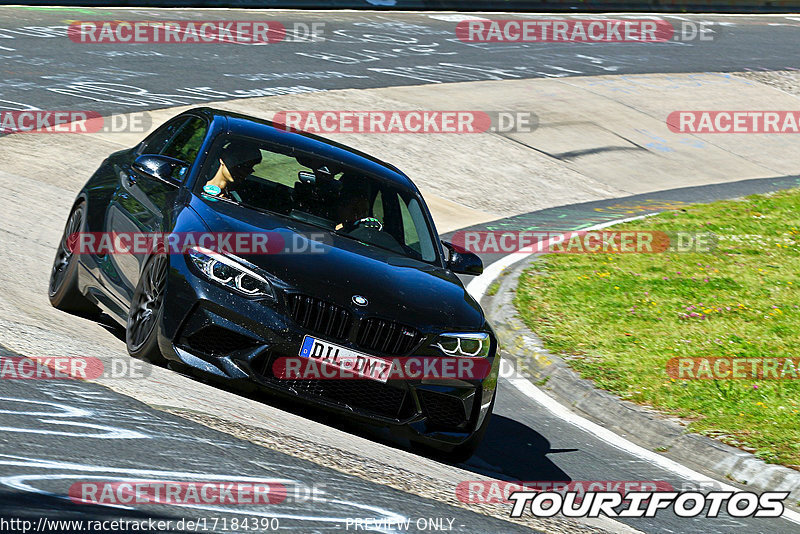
<box><xmin>158</xmin><ymin>256</ymin><xmax>499</xmax><ymax>450</ymax></box>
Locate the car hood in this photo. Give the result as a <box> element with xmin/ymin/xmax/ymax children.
<box><xmin>188</xmin><ymin>196</ymin><xmax>485</xmax><ymax>330</ymax></box>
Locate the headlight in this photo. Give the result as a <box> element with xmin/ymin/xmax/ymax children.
<box><xmin>188</xmin><ymin>246</ymin><xmax>274</xmax><ymax>299</ymax></box>
<box><xmin>433</xmin><ymin>332</ymin><xmax>491</xmax><ymax>358</ymax></box>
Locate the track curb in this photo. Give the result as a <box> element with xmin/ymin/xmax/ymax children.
<box><xmin>481</xmin><ymin>226</ymin><xmax>800</xmax><ymax>507</ymax></box>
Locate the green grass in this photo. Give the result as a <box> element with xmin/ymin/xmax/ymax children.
<box><xmin>514</xmin><ymin>188</ymin><xmax>800</xmax><ymax>468</ymax></box>
<box><xmin>487</xmin><ymin>268</ymin><xmax>512</xmax><ymax>296</ymax></box>
<box><xmin>487</xmin><ymin>279</ymin><xmax>502</xmax><ymax>296</ymax></box>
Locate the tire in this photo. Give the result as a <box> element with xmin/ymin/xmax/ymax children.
<box><xmin>126</xmin><ymin>253</ymin><xmax>168</xmax><ymax>364</ymax></box>
<box><xmin>48</xmin><ymin>202</ymin><xmax>100</xmax><ymax>315</ymax></box>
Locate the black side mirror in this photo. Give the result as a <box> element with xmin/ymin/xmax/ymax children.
<box><xmin>133</xmin><ymin>154</ymin><xmax>187</xmax><ymax>187</ymax></box>
<box><xmin>442</xmin><ymin>240</ymin><xmax>483</xmax><ymax>276</ymax></box>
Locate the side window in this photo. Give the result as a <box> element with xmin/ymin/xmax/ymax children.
<box><xmin>405</xmin><ymin>197</ymin><xmax>436</xmax><ymax>261</ymax></box>
<box><xmin>397</xmin><ymin>194</ymin><xmax>421</xmax><ymax>252</ymax></box>
<box><xmin>137</xmin><ymin>118</ymin><xmax>186</xmax><ymax>155</ymax></box>
<box><xmin>161</xmin><ymin>116</ymin><xmax>208</xmax><ymax>164</ymax></box>
<box><xmin>252</xmin><ymin>148</ymin><xmax>305</xmax><ymax>188</ymax></box>
<box><xmin>390</xmin><ymin>192</ymin><xmax>436</xmax><ymax>262</ymax></box>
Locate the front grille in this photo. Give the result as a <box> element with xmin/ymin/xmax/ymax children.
<box><xmin>283</xmin><ymin>379</ymin><xmax>408</xmax><ymax>419</ymax></box>
<box><xmin>356</xmin><ymin>318</ymin><xmax>420</xmax><ymax>356</ymax></box>
<box><xmin>186</xmin><ymin>326</ymin><xmax>259</xmax><ymax>356</ymax></box>
<box><xmin>256</xmin><ymin>355</ymin><xmax>410</xmax><ymax>420</ymax></box>
<box><xmin>419</xmin><ymin>390</ymin><xmax>467</xmax><ymax>430</ymax></box>
<box><xmin>287</xmin><ymin>294</ymin><xmax>351</xmax><ymax>340</ymax></box>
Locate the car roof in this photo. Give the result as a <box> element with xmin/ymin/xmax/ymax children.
<box><xmin>185</xmin><ymin>107</ymin><xmax>417</xmax><ymax>191</ymax></box>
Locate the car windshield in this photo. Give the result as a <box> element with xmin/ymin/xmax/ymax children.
<box><xmin>196</xmin><ymin>135</ymin><xmax>439</xmax><ymax>264</ymax></box>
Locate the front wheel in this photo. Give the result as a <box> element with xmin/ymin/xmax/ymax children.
<box><xmin>126</xmin><ymin>254</ymin><xmax>168</xmax><ymax>364</ymax></box>
<box><xmin>49</xmin><ymin>202</ymin><xmax>99</xmax><ymax>315</ymax></box>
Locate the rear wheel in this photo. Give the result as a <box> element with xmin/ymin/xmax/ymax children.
<box><xmin>126</xmin><ymin>254</ymin><xmax>168</xmax><ymax>364</ymax></box>
<box><xmin>48</xmin><ymin>202</ymin><xmax>99</xmax><ymax>315</ymax></box>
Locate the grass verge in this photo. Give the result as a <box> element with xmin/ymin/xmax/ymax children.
<box><xmin>514</xmin><ymin>188</ymin><xmax>800</xmax><ymax>468</ymax></box>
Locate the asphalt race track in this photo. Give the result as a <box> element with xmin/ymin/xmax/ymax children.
<box><xmin>2</xmin><ymin>7</ymin><xmax>800</xmax><ymax>534</ymax></box>
<box><xmin>0</xmin><ymin>345</ymin><xmax>532</xmax><ymax>533</ymax></box>
<box><xmin>0</xmin><ymin>9</ymin><xmax>799</xmax><ymax>115</ymax></box>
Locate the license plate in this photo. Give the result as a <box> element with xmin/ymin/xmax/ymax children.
<box><xmin>299</xmin><ymin>336</ymin><xmax>392</xmax><ymax>383</ymax></box>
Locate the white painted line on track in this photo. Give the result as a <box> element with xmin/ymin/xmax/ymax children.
<box><xmin>467</xmin><ymin>215</ymin><xmax>800</xmax><ymax>525</ymax></box>
<box><xmin>507</xmin><ymin>376</ymin><xmax>800</xmax><ymax>524</ymax></box>
<box><xmin>427</xmin><ymin>14</ymin><xmax>490</xmax><ymax>22</ymax></box>
<box><xmin>466</xmin><ymin>214</ymin><xmax>651</xmax><ymax>299</ymax></box>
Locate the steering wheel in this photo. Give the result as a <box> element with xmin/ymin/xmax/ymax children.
<box><xmin>351</xmin><ymin>217</ymin><xmax>383</xmax><ymax>232</ymax></box>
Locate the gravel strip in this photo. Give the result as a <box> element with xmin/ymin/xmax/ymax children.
<box><xmin>732</xmin><ymin>70</ymin><xmax>800</xmax><ymax>98</ymax></box>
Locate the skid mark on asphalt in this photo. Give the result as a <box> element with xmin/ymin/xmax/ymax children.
<box><xmin>0</xmin><ymin>357</ymin><xmax>534</xmax><ymax>533</ymax></box>
<box><xmin>0</xmin><ymin>390</ymin><xmax>410</xmax><ymax>530</ymax></box>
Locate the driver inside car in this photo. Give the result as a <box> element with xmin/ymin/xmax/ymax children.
<box><xmin>335</xmin><ymin>179</ymin><xmax>382</xmax><ymax>232</ymax></box>
<box><xmin>203</xmin><ymin>142</ymin><xmax>262</xmax><ymax>201</ymax></box>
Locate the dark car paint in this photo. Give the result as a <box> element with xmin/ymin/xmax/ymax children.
<box><xmin>187</xmin><ymin>196</ymin><xmax>483</xmax><ymax>329</ymax></box>
<box><xmin>69</xmin><ymin>107</ymin><xmax>498</xmax><ymax>451</ymax></box>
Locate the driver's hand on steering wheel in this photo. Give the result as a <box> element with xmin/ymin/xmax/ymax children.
<box><xmin>336</xmin><ymin>217</ymin><xmax>383</xmax><ymax>232</ymax></box>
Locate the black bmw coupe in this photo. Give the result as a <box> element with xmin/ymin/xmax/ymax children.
<box><xmin>49</xmin><ymin>108</ymin><xmax>499</xmax><ymax>460</ymax></box>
